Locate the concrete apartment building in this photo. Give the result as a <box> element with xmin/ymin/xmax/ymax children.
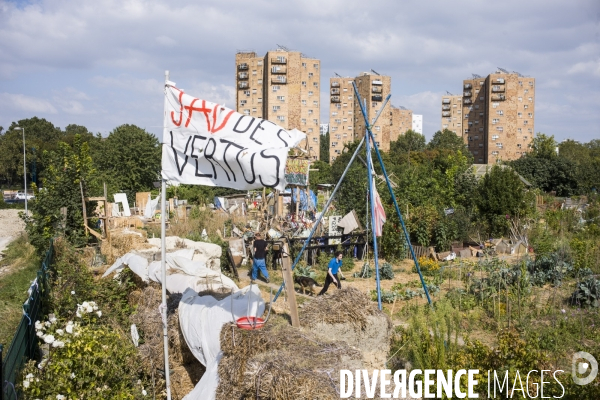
<box><xmin>440</xmin><ymin>95</ymin><xmax>463</xmax><ymax>135</ymax></box>
<box><xmin>329</xmin><ymin>76</ymin><xmax>356</xmax><ymax>161</ymax></box>
<box><xmin>390</xmin><ymin>106</ymin><xmax>413</xmax><ymax>141</ymax></box>
<box><xmin>328</xmin><ymin>72</ymin><xmax>393</xmax><ymax>162</ymax></box>
<box><xmin>412</xmin><ymin>114</ymin><xmax>423</xmax><ymax>134</ymax></box>
<box><xmin>235</xmin><ymin>48</ymin><xmax>321</xmax><ymax>160</ymax></box>
<box><xmin>442</xmin><ymin>70</ymin><xmax>535</xmax><ymax>163</ymax></box>
<box><xmin>463</xmin><ymin>71</ymin><xmax>535</xmax><ymax>163</ymax></box>
<box><xmin>354</xmin><ymin>72</ymin><xmax>392</xmax><ymax>152</ymax></box>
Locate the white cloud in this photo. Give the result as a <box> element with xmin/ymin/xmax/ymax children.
<box><xmin>0</xmin><ymin>93</ymin><xmax>57</xmax><ymax>114</ymax></box>
<box><xmin>0</xmin><ymin>0</ymin><xmax>598</xmax><ymax>141</ymax></box>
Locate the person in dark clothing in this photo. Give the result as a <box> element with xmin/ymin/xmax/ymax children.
<box><xmin>318</xmin><ymin>251</ymin><xmax>343</xmax><ymax>295</ymax></box>
<box><xmin>251</xmin><ymin>233</ymin><xmax>269</xmax><ymax>283</ymax></box>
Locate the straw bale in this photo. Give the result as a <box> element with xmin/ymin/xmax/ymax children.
<box><xmin>299</xmin><ymin>287</ymin><xmax>393</xmax><ymax>369</ymax></box>
<box><xmin>299</xmin><ymin>287</ymin><xmax>387</xmax><ymax>330</ymax></box>
<box><xmin>129</xmin><ymin>284</ymin><xmax>204</xmax><ymax>400</ymax></box>
<box><xmin>216</xmin><ymin>315</ymin><xmax>363</xmax><ymax>400</ymax></box>
<box><xmin>101</xmin><ymin>227</ymin><xmax>152</xmax><ymax>264</ymax></box>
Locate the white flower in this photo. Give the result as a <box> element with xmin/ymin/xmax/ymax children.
<box><xmin>44</xmin><ymin>335</ymin><xmax>55</xmax><ymax>344</ymax></box>
<box><xmin>71</xmin><ymin>291</ymin><xmax>75</xmax><ymax>295</ymax></box>
<box><xmin>56</xmin><ymin>395</ymin><xmax>66</xmax><ymax>400</ymax></box>
<box><xmin>82</xmin><ymin>301</ymin><xmax>89</xmax><ymax>308</ymax></box>
<box><xmin>26</xmin><ymin>373</ymin><xmax>34</xmax><ymax>379</ymax></box>
<box><xmin>52</xmin><ymin>340</ymin><xmax>65</xmax><ymax>348</ymax></box>
<box><xmin>65</xmin><ymin>325</ymin><xmax>73</xmax><ymax>334</ymax></box>
<box><xmin>96</xmin><ymin>311</ymin><xmax>102</xmax><ymax>317</ymax></box>
<box><xmin>44</xmin><ymin>321</ymin><xmax>51</xmax><ymax>327</ymax></box>
<box><xmin>70</xmin><ymin>373</ymin><xmax>76</xmax><ymax>379</ymax></box>
<box><xmin>56</xmin><ymin>329</ymin><xmax>64</xmax><ymax>336</ymax></box>
<box><xmin>23</xmin><ymin>380</ymin><xmax>30</xmax><ymax>388</ymax></box>
<box><xmin>86</xmin><ymin>306</ymin><xmax>93</xmax><ymax>313</ymax></box>
<box><xmin>142</xmin><ymin>389</ymin><xmax>147</xmax><ymax>396</ymax></box>
<box><xmin>67</xmin><ymin>320</ymin><xmax>73</xmax><ymax>326</ymax></box>
<box><xmin>48</xmin><ymin>314</ymin><xmax>57</xmax><ymax>324</ymax></box>
<box><xmin>35</xmin><ymin>320</ymin><xmax>43</xmax><ymax>330</ymax></box>
<box><xmin>76</xmin><ymin>310</ymin><xmax>81</xmax><ymax>318</ymax></box>
<box><xmin>36</xmin><ymin>331</ymin><xmax>44</xmax><ymax>338</ymax></box>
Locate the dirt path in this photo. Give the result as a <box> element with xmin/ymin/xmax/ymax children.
<box><xmin>0</xmin><ymin>209</ymin><xmax>26</xmax><ymax>276</ymax></box>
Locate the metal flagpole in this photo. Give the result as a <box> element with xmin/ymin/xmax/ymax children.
<box><xmin>272</xmin><ymin>95</ymin><xmax>391</xmax><ymax>303</ymax></box>
<box><xmin>352</xmin><ymin>84</ymin><xmax>432</xmax><ymax>305</ymax></box>
<box><xmin>362</xmin><ymin>97</ymin><xmax>383</xmax><ymax>310</ymax></box>
<box><xmin>161</xmin><ymin>70</ymin><xmax>172</xmax><ymax>399</ymax></box>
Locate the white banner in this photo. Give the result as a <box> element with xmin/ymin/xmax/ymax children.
<box><xmin>162</xmin><ymin>85</ymin><xmax>305</xmax><ymax>191</ymax></box>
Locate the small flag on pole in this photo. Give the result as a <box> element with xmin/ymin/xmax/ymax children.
<box><xmin>372</xmin><ymin>178</ymin><xmax>386</xmax><ymax>236</ymax></box>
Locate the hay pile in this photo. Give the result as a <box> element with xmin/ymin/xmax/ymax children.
<box><xmin>129</xmin><ymin>285</ymin><xmax>205</xmax><ymax>400</ymax></box>
<box><xmin>216</xmin><ymin>316</ymin><xmax>363</xmax><ymax>400</ymax></box>
<box><xmin>101</xmin><ymin>228</ymin><xmax>153</xmax><ymax>265</ymax></box>
<box><xmin>300</xmin><ymin>287</ymin><xmax>393</xmax><ymax>369</ymax></box>
<box><xmin>299</xmin><ymin>287</ymin><xmax>383</xmax><ymax>330</ymax></box>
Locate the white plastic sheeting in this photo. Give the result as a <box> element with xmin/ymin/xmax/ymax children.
<box><xmin>102</xmin><ymin>249</ymin><xmax>238</xmax><ymax>294</ymax></box>
<box><xmin>147</xmin><ymin>237</ymin><xmax>222</xmax><ymax>271</ymax></box>
<box><xmin>179</xmin><ymin>285</ymin><xmax>265</xmax><ymax>400</ymax></box>
<box><xmin>144</xmin><ymin>193</ymin><xmax>160</xmax><ymax>218</ymax></box>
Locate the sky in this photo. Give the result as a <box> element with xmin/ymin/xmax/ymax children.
<box><xmin>0</xmin><ymin>0</ymin><xmax>599</xmax><ymax>143</ymax></box>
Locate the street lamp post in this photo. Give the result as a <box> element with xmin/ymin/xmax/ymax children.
<box><xmin>15</xmin><ymin>127</ymin><xmax>27</xmax><ymax>216</ymax></box>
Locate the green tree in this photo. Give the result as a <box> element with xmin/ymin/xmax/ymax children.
<box><xmin>475</xmin><ymin>165</ymin><xmax>529</xmax><ymax>236</ymax></box>
<box><xmin>25</xmin><ymin>135</ymin><xmax>98</xmax><ymax>252</ymax></box>
<box><xmin>93</xmin><ymin>124</ymin><xmax>160</xmax><ymax>201</ymax></box>
<box><xmin>511</xmin><ymin>155</ymin><xmax>578</xmax><ymax>196</ymax></box>
<box><xmin>390</xmin><ymin>129</ymin><xmax>426</xmax><ymax>156</ymax></box>
<box><xmin>309</xmin><ymin>160</ymin><xmax>332</xmax><ymax>186</ymax></box>
<box><xmin>0</xmin><ymin>117</ymin><xmax>63</xmax><ymax>186</ymax></box>
<box><xmin>531</xmin><ymin>133</ymin><xmax>557</xmax><ymax>159</ymax></box>
<box><xmin>319</xmin><ymin>130</ymin><xmax>330</xmax><ymax>162</ymax></box>
<box><xmin>427</xmin><ymin>129</ymin><xmax>467</xmax><ymax>152</ymax></box>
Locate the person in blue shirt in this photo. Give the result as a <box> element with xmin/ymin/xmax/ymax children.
<box><xmin>318</xmin><ymin>251</ymin><xmax>343</xmax><ymax>295</ymax></box>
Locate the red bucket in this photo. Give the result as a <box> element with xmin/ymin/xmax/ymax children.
<box><xmin>236</xmin><ymin>316</ymin><xmax>265</xmax><ymax>330</ymax></box>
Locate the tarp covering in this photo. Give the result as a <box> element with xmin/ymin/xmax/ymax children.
<box><xmin>290</xmin><ymin>189</ymin><xmax>317</xmax><ymax>211</ymax></box>
<box><xmin>180</xmin><ymin>285</ymin><xmax>265</xmax><ymax>400</ymax></box>
<box><xmin>102</xmin><ymin>248</ymin><xmax>237</xmax><ymax>294</ymax></box>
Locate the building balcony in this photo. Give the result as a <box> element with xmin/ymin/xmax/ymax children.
<box><xmin>372</xmin><ymin>80</ymin><xmax>383</xmax><ymax>85</ymax></box>
<box><xmin>463</xmin><ymin>91</ymin><xmax>472</xmax><ymax>97</ymax></box>
<box><xmin>491</xmin><ymin>94</ymin><xmax>506</xmax><ymax>101</ymax></box>
<box><xmin>238</xmin><ymin>82</ymin><xmax>248</xmax><ymax>89</ymax></box>
<box><xmin>271</xmin><ymin>57</ymin><xmax>287</xmax><ymax>64</ymax></box>
<box><xmin>271</xmin><ymin>77</ymin><xmax>287</xmax><ymax>84</ymax></box>
<box><xmin>372</xmin><ymin>87</ymin><xmax>382</xmax><ymax>93</ymax></box>
<box><xmin>463</xmin><ymin>99</ymin><xmax>472</xmax><ymax>104</ymax></box>
<box><xmin>238</xmin><ymin>72</ymin><xmax>248</xmax><ymax>79</ymax></box>
<box><xmin>442</xmin><ymin>105</ymin><xmax>451</xmax><ymax>111</ymax></box>
<box><xmin>494</xmin><ymin>78</ymin><xmax>505</xmax><ymax>84</ymax></box>
<box><xmin>442</xmin><ymin>99</ymin><xmax>451</xmax><ymax>104</ymax></box>
<box><xmin>238</xmin><ymin>63</ymin><xmax>248</xmax><ymax>70</ymax></box>
<box><xmin>464</xmin><ymin>83</ymin><xmax>472</xmax><ymax>89</ymax></box>
<box><xmin>492</xmin><ymin>86</ymin><xmax>505</xmax><ymax>92</ymax></box>
<box><xmin>331</xmin><ymin>96</ymin><xmax>341</xmax><ymax>103</ymax></box>
<box><xmin>442</xmin><ymin>112</ymin><xmax>451</xmax><ymax>117</ymax></box>
<box><xmin>331</xmin><ymin>88</ymin><xmax>340</xmax><ymax>95</ymax></box>
<box><xmin>271</xmin><ymin>66</ymin><xmax>286</xmax><ymax>74</ymax></box>
<box><xmin>331</xmin><ymin>82</ymin><xmax>340</xmax><ymax>87</ymax></box>
<box><xmin>372</xmin><ymin>95</ymin><xmax>383</xmax><ymax>102</ymax></box>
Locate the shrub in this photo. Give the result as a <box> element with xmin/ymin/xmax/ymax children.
<box><xmin>570</xmin><ymin>277</ymin><xmax>600</xmax><ymax>308</ymax></box>
<box><xmin>380</xmin><ymin>262</ymin><xmax>394</xmax><ymax>280</ymax></box>
<box><xmin>20</xmin><ymin>304</ymin><xmax>150</xmax><ymax>399</ymax></box>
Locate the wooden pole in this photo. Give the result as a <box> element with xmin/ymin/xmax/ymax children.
<box><xmin>295</xmin><ymin>186</ymin><xmax>300</xmax><ymax>217</ymax></box>
<box><xmin>281</xmin><ymin>240</ymin><xmax>300</xmax><ymax>327</ymax></box>
<box><xmin>80</xmin><ymin>180</ymin><xmax>89</xmax><ymax>238</ymax></box>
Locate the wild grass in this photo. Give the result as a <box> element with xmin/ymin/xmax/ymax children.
<box><xmin>0</xmin><ymin>235</ymin><xmax>40</xmax><ymax>355</ymax></box>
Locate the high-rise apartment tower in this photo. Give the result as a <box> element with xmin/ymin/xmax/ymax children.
<box><xmin>235</xmin><ymin>48</ymin><xmax>321</xmax><ymax>159</ymax></box>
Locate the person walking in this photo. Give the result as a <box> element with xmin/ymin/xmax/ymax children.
<box><xmin>318</xmin><ymin>251</ymin><xmax>343</xmax><ymax>295</ymax></box>
<box><xmin>251</xmin><ymin>233</ymin><xmax>269</xmax><ymax>283</ymax></box>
